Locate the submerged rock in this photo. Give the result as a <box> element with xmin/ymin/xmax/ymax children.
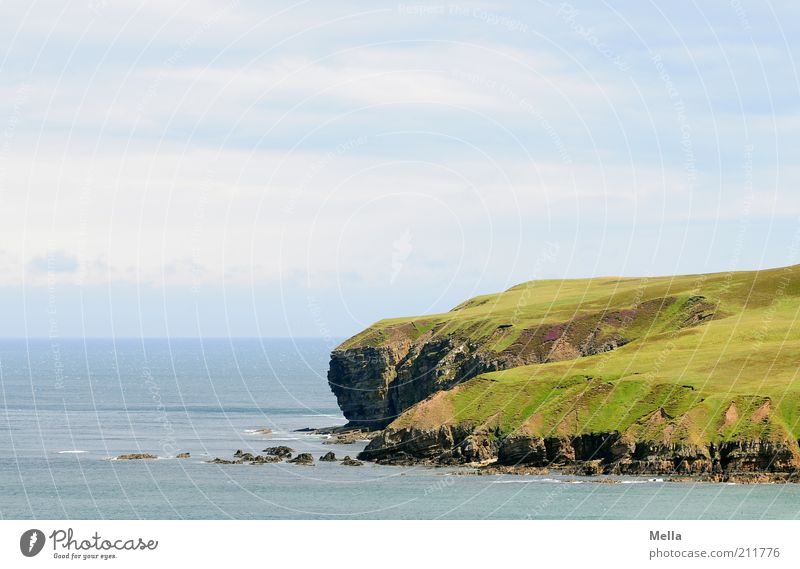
<box><xmin>319</xmin><ymin>451</ymin><xmax>338</xmax><ymax>462</ymax></box>
<box><xmin>176</xmin><ymin>452</ymin><xmax>191</xmax><ymax>459</ymax></box>
<box><xmin>209</xmin><ymin>458</ymin><xmax>240</xmax><ymax>464</ymax></box>
<box><xmin>341</xmin><ymin>456</ymin><xmax>363</xmax><ymax>466</ymax></box>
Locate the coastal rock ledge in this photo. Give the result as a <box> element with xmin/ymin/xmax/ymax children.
<box><xmin>358</xmin><ymin>427</ymin><xmax>800</xmax><ymax>479</ymax></box>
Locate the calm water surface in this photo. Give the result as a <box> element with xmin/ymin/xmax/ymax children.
<box><xmin>1</xmin><ymin>338</ymin><xmax>799</xmax><ymax>519</ymax></box>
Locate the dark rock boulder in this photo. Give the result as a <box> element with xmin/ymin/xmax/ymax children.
<box><xmin>115</xmin><ymin>453</ymin><xmax>157</xmax><ymax>460</ymax></box>
<box><xmin>262</xmin><ymin>446</ymin><xmax>294</xmax><ymax>459</ymax></box>
<box><xmin>319</xmin><ymin>451</ymin><xmax>337</xmax><ymax>462</ymax></box>
<box><xmin>341</xmin><ymin>456</ymin><xmax>363</xmax><ymax>466</ymax></box>
<box><xmin>288</xmin><ymin>453</ymin><xmax>314</xmax><ymax>465</ymax></box>
<box><xmin>251</xmin><ymin>455</ymin><xmax>282</xmax><ymax>464</ymax></box>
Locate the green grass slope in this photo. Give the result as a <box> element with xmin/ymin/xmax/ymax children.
<box><xmin>374</xmin><ymin>265</ymin><xmax>800</xmax><ymax>445</ymax></box>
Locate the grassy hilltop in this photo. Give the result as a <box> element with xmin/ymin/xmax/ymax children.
<box><xmin>337</xmin><ymin>265</ymin><xmax>800</xmax><ymax>451</ymax></box>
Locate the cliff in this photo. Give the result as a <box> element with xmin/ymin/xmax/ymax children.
<box><xmin>327</xmin><ymin>265</ymin><xmax>800</xmax><ymax>479</ymax></box>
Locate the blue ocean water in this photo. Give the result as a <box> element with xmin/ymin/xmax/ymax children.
<box><xmin>1</xmin><ymin>338</ymin><xmax>800</xmax><ymax>520</ymax></box>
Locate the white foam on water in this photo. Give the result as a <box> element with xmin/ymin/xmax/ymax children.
<box><xmin>58</xmin><ymin>450</ymin><xmax>88</xmax><ymax>454</ymax></box>
<box><xmin>297</xmin><ymin>414</ymin><xmax>341</xmax><ymax>418</ymax></box>
<box><xmin>492</xmin><ymin>478</ymin><xmax>562</xmax><ymax>484</ymax></box>
<box><xmin>620</xmin><ymin>478</ymin><xmax>664</xmax><ymax>484</ymax></box>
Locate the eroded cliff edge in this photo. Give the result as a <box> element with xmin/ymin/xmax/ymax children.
<box><xmin>327</xmin><ymin>266</ymin><xmax>800</xmax><ymax>480</ymax></box>
<box><xmin>328</xmin><ymin>294</ymin><xmax>713</xmax><ymax>427</ymax></box>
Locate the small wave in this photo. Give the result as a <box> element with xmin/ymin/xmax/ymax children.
<box><xmin>493</xmin><ymin>478</ymin><xmax>561</xmax><ymax>484</ymax></box>
<box><xmin>296</xmin><ymin>414</ymin><xmax>341</xmax><ymax>418</ymax></box>
<box><xmin>266</xmin><ymin>437</ymin><xmax>300</xmax><ymax>441</ymax></box>
<box><xmin>58</xmin><ymin>450</ymin><xmax>88</xmax><ymax>454</ymax></box>
<box><xmin>620</xmin><ymin>478</ymin><xmax>664</xmax><ymax>484</ymax></box>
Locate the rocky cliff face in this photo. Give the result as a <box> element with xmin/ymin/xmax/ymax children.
<box><xmin>328</xmin><ymin>296</ymin><xmax>707</xmax><ymax>427</ymax></box>
<box><xmin>327</xmin><ymin>340</ymin><xmax>411</xmax><ymax>428</ymax></box>
<box><xmin>328</xmin><ymin>336</ymin><xmax>503</xmax><ymax>428</ymax></box>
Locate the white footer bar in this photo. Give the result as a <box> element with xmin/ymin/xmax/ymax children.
<box><xmin>2</xmin><ymin>520</ymin><xmax>798</xmax><ymax>568</ymax></box>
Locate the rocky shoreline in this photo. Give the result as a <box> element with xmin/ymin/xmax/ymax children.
<box><xmin>206</xmin><ymin>445</ymin><xmax>364</xmax><ymax>467</ymax></box>
<box><xmin>355</xmin><ymin>425</ymin><xmax>800</xmax><ymax>483</ymax></box>
<box><xmin>111</xmin><ymin>429</ymin><xmax>800</xmax><ymax>483</ymax></box>
<box><xmin>108</xmin><ymin>414</ymin><xmax>800</xmax><ymax>484</ymax></box>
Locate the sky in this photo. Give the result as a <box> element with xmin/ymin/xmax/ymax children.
<box><xmin>1</xmin><ymin>0</ymin><xmax>800</xmax><ymax>339</ymax></box>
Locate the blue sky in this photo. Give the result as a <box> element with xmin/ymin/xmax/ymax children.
<box><xmin>1</xmin><ymin>1</ymin><xmax>799</xmax><ymax>338</ymax></box>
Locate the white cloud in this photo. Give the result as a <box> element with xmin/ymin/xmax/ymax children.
<box><xmin>0</xmin><ymin>0</ymin><xmax>797</xmax><ymax>304</ymax></box>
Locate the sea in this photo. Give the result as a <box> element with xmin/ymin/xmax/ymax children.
<box><xmin>2</xmin><ymin>338</ymin><xmax>799</xmax><ymax>520</ymax></box>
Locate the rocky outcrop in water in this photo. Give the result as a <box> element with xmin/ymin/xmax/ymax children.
<box><xmin>263</xmin><ymin>446</ymin><xmax>294</xmax><ymax>459</ymax></box>
<box><xmin>210</xmin><ymin>451</ymin><xmax>284</xmax><ymax>464</ymax></box>
<box><xmin>288</xmin><ymin>453</ymin><xmax>314</xmax><ymax>465</ymax></box>
<box><xmin>115</xmin><ymin>453</ymin><xmax>157</xmax><ymax>460</ymax></box>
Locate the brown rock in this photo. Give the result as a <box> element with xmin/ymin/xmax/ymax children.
<box><xmin>288</xmin><ymin>453</ymin><xmax>314</xmax><ymax>465</ymax></box>
<box><xmin>115</xmin><ymin>453</ymin><xmax>157</xmax><ymax>460</ymax></box>
<box><xmin>262</xmin><ymin>446</ymin><xmax>294</xmax><ymax>459</ymax></box>
<box><xmin>208</xmin><ymin>458</ymin><xmax>240</xmax><ymax>464</ymax></box>
<box><xmin>250</xmin><ymin>455</ymin><xmax>282</xmax><ymax>464</ymax></box>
